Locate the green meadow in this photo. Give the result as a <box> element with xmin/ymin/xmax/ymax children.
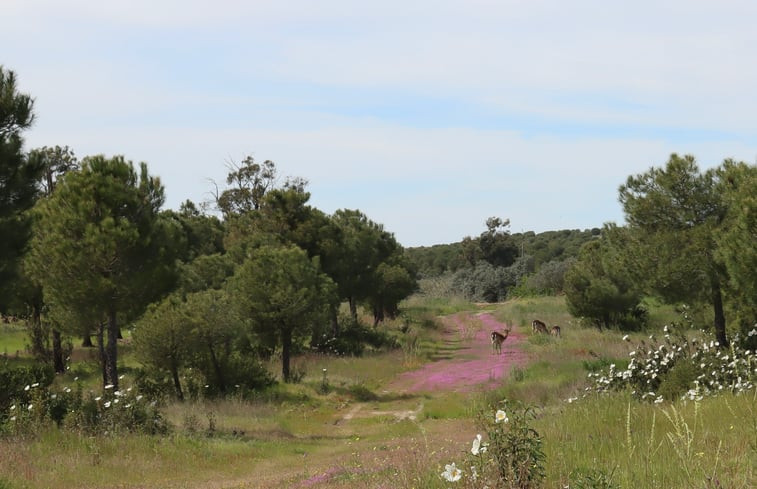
<box><xmin>0</xmin><ymin>296</ymin><xmax>754</xmax><ymax>488</ymax></box>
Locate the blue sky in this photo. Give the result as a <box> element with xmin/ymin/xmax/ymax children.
<box><xmin>3</xmin><ymin>0</ymin><xmax>755</xmax><ymax>246</ymax></box>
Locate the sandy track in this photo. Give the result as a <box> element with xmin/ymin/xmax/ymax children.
<box><xmin>388</xmin><ymin>312</ymin><xmax>529</xmax><ymax>393</ymax></box>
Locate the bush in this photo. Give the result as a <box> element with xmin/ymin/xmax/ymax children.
<box><xmin>314</xmin><ymin>318</ymin><xmax>396</xmax><ymax>357</ymax></box>
<box><xmin>0</xmin><ymin>360</ymin><xmax>54</xmax><ymax>420</ymax></box>
<box><xmin>440</xmin><ymin>400</ymin><xmax>545</xmax><ymax>487</ymax></box>
<box><xmin>2</xmin><ymin>379</ymin><xmax>168</xmax><ymax>436</ymax></box>
<box><xmin>586</xmin><ymin>321</ymin><xmax>756</xmax><ymax>403</ymax></box>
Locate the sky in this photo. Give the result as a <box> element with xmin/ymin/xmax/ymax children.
<box><xmin>2</xmin><ymin>0</ymin><xmax>756</xmax><ymax>247</ymax></box>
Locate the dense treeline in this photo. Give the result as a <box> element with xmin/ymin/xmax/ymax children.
<box><xmin>1</xmin><ymin>64</ymin><xmax>755</xmax><ymax>405</ymax></box>
<box><xmin>405</xmin><ymin>223</ymin><xmax>599</xmax><ymax>301</ymax></box>
<box><xmin>0</xmin><ymin>66</ymin><xmax>417</xmax><ymax>397</ymax></box>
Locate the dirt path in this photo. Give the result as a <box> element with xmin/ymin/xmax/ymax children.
<box><xmin>204</xmin><ymin>311</ymin><xmax>528</xmax><ymax>488</ymax></box>
<box><xmin>386</xmin><ymin>311</ymin><xmax>529</xmax><ymax>394</ymax></box>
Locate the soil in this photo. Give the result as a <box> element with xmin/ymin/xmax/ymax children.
<box><xmin>388</xmin><ymin>312</ymin><xmax>529</xmax><ymax>393</ymax></box>
<box><xmin>201</xmin><ymin>311</ymin><xmax>529</xmax><ymax>489</ymax></box>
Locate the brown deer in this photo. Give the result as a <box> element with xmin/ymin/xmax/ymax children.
<box><xmin>491</xmin><ymin>325</ymin><xmax>512</xmax><ymax>355</ymax></box>
<box><xmin>550</xmin><ymin>325</ymin><xmax>561</xmax><ymax>338</ymax></box>
<box><xmin>532</xmin><ymin>319</ymin><xmax>548</xmax><ymax>334</ymax></box>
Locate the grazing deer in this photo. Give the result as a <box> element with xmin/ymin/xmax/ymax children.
<box><xmin>550</xmin><ymin>325</ymin><xmax>561</xmax><ymax>338</ymax></box>
<box><xmin>532</xmin><ymin>319</ymin><xmax>548</xmax><ymax>334</ymax></box>
<box><xmin>491</xmin><ymin>326</ymin><xmax>512</xmax><ymax>355</ymax></box>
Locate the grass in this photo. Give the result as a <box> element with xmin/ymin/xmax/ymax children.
<box><xmin>0</xmin><ymin>324</ymin><xmax>29</xmax><ymax>357</ymax></box>
<box><xmin>538</xmin><ymin>391</ymin><xmax>757</xmax><ymax>488</ymax></box>
<box><xmin>1</xmin><ymin>296</ymin><xmax>754</xmax><ymax>488</ymax></box>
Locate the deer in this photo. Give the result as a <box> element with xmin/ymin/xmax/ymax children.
<box><xmin>532</xmin><ymin>319</ymin><xmax>548</xmax><ymax>334</ymax></box>
<box><xmin>550</xmin><ymin>325</ymin><xmax>561</xmax><ymax>338</ymax></box>
<box><xmin>491</xmin><ymin>325</ymin><xmax>512</xmax><ymax>355</ymax></box>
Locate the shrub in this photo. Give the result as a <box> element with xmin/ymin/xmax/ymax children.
<box><xmin>586</xmin><ymin>321</ymin><xmax>756</xmax><ymax>403</ymax></box>
<box><xmin>2</xmin><ymin>379</ymin><xmax>168</xmax><ymax>436</ymax></box>
<box><xmin>0</xmin><ymin>360</ymin><xmax>54</xmax><ymax>419</ymax></box>
<box><xmin>441</xmin><ymin>400</ymin><xmax>545</xmax><ymax>488</ymax></box>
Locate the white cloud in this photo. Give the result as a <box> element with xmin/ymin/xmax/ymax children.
<box><xmin>4</xmin><ymin>0</ymin><xmax>756</xmax><ymax>246</ymax></box>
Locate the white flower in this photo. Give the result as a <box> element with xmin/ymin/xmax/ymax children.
<box><xmin>136</xmin><ymin>395</ymin><xmax>143</xmax><ymax>401</ymax></box>
<box><xmin>64</xmin><ymin>387</ymin><xmax>72</xmax><ymax>393</ymax></box>
<box><xmin>623</xmin><ymin>335</ymin><xmax>630</xmax><ymax>342</ymax></box>
<box><xmin>471</xmin><ymin>434</ymin><xmax>483</xmax><ymax>455</ymax></box>
<box><xmin>10</xmin><ymin>405</ymin><xmax>15</xmax><ymax>411</ymax></box>
<box><xmin>118</xmin><ymin>375</ymin><xmax>124</xmax><ymax>380</ymax></box>
<box><xmin>495</xmin><ymin>409</ymin><xmax>509</xmax><ymax>423</ymax></box>
<box><xmin>10</xmin><ymin>416</ymin><xmax>16</xmax><ymax>421</ymax></box>
<box><xmin>441</xmin><ymin>463</ymin><xmax>462</xmax><ymax>482</ymax></box>
<box><xmin>113</xmin><ymin>399</ymin><xmax>119</xmax><ymax>404</ymax></box>
<box><xmin>27</xmin><ymin>404</ymin><xmax>33</xmax><ymax>411</ymax></box>
<box><xmin>95</xmin><ymin>396</ymin><xmax>102</xmax><ymax>402</ymax></box>
<box><xmin>104</xmin><ymin>401</ymin><xmax>111</xmax><ymax>408</ymax></box>
<box><xmin>104</xmin><ymin>384</ymin><xmax>114</xmax><ymax>390</ymax></box>
<box><xmin>51</xmin><ymin>394</ymin><xmax>57</xmax><ymax>399</ymax></box>
<box><xmin>24</xmin><ymin>385</ymin><xmax>30</xmax><ymax>391</ymax></box>
<box><xmin>31</xmin><ymin>382</ymin><xmax>39</xmax><ymax>388</ymax></box>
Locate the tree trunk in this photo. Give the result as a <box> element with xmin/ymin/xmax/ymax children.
<box><xmin>207</xmin><ymin>342</ymin><xmax>226</xmax><ymax>394</ymax></box>
<box><xmin>282</xmin><ymin>329</ymin><xmax>292</xmax><ymax>383</ymax></box>
<box><xmin>96</xmin><ymin>322</ymin><xmax>107</xmax><ymax>386</ymax></box>
<box><xmin>712</xmin><ymin>280</ymin><xmax>729</xmax><ymax>347</ymax></box>
<box><xmin>348</xmin><ymin>297</ymin><xmax>357</xmax><ymax>323</ymax></box>
<box><xmin>52</xmin><ymin>328</ymin><xmax>65</xmax><ymax>373</ymax></box>
<box><xmin>82</xmin><ymin>334</ymin><xmax>94</xmax><ymax>347</ymax></box>
<box><xmin>28</xmin><ymin>305</ymin><xmax>49</xmax><ymax>361</ymax></box>
<box><xmin>330</xmin><ymin>305</ymin><xmax>339</xmax><ymax>337</ymax></box>
<box><xmin>171</xmin><ymin>364</ymin><xmax>184</xmax><ymax>401</ymax></box>
<box><xmin>105</xmin><ymin>307</ymin><xmax>119</xmax><ymax>390</ymax></box>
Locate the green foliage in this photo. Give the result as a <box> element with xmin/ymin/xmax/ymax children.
<box><xmin>0</xmin><ymin>360</ymin><xmax>54</xmax><ymax>418</ymax></box>
<box><xmin>3</xmin><ymin>381</ymin><xmax>168</xmax><ymax>436</ymax></box>
<box><xmin>227</xmin><ymin>245</ymin><xmax>336</xmax><ymax>382</ymax></box>
<box><xmin>518</xmin><ymin>257</ymin><xmax>576</xmax><ymax>296</ymax></box>
<box><xmin>347</xmin><ymin>383</ymin><xmax>379</xmax><ymax>402</ymax></box>
<box><xmin>28</xmin><ymin>155</ymin><xmax>177</xmax><ymax>389</ymax></box>
<box><xmin>451</xmin><ymin>257</ymin><xmax>529</xmax><ymax>303</ymax></box>
<box><xmin>716</xmin><ymin>160</ymin><xmax>757</xmax><ymax>335</ymax></box>
<box><xmin>216</xmin><ymin>156</ymin><xmax>277</xmax><ymax>218</ymax></box>
<box><xmin>586</xmin><ymin>319</ymin><xmax>756</xmax><ymax>402</ymax></box>
<box><xmin>313</xmin><ymin>316</ymin><xmax>396</xmax><ymax>356</ymax></box>
<box><xmin>618</xmin><ymin>153</ymin><xmax>748</xmax><ymax>346</ymax></box>
<box><xmin>569</xmin><ymin>468</ymin><xmax>619</xmax><ymax>489</ymax></box>
<box><xmin>449</xmin><ymin>400</ymin><xmax>545</xmax><ymax>487</ymax></box>
<box><xmin>564</xmin><ymin>226</ymin><xmax>644</xmax><ymax>330</ymax></box>
<box><xmin>0</xmin><ymin>67</ymin><xmax>42</xmax><ymax>304</ymax></box>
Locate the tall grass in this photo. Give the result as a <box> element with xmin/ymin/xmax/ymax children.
<box><xmin>539</xmin><ymin>391</ymin><xmax>756</xmax><ymax>488</ymax></box>
<box><xmin>492</xmin><ymin>296</ymin><xmax>573</xmax><ymax>331</ymax></box>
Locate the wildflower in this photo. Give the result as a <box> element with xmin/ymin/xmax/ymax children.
<box><xmin>27</xmin><ymin>404</ymin><xmax>33</xmax><ymax>411</ymax></box>
<box><xmin>95</xmin><ymin>396</ymin><xmax>102</xmax><ymax>402</ymax></box>
<box><xmin>136</xmin><ymin>395</ymin><xmax>143</xmax><ymax>401</ymax></box>
<box><xmin>74</xmin><ymin>377</ymin><xmax>79</xmax><ymax>381</ymax></box>
<box><xmin>10</xmin><ymin>405</ymin><xmax>15</xmax><ymax>411</ymax></box>
<box><xmin>623</xmin><ymin>335</ymin><xmax>630</xmax><ymax>342</ymax></box>
<box><xmin>64</xmin><ymin>387</ymin><xmax>72</xmax><ymax>393</ymax></box>
<box><xmin>104</xmin><ymin>401</ymin><xmax>111</xmax><ymax>408</ymax></box>
<box><xmin>441</xmin><ymin>462</ymin><xmax>462</xmax><ymax>482</ymax></box>
<box><xmin>51</xmin><ymin>394</ymin><xmax>57</xmax><ymax>399</ymax></box>
<box><xmin>31</xmin><ymin>382</ymin><xmax>39</xmax><ymax>388</ymax></box>
<box><xmin>118</xmin><ymin>375</ymin><xmax>124</xmax><ymax>380</ymax></box>
<box><xmin>10</xmin><ymin>416</ymin><xmax>15</xmax><ymax>421</ymax></box>
<box><xmin>495</xmin><ymin>409</ymin><xmax>509</xmax><ymax>423</ymax></box>
<box><xmin>24</xmin><ymin>385</ymin><xmax>30</xmax><ymax>391</ymax></box>
<box><xmin>471</xmin><ymin>434</ymin><xmax>483</xmax><ymax>455</ymax></box>
<box><xmin>104</xmin><ymin>384</ymin><xmax>114</xmax><ymax>390</ymax></box>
